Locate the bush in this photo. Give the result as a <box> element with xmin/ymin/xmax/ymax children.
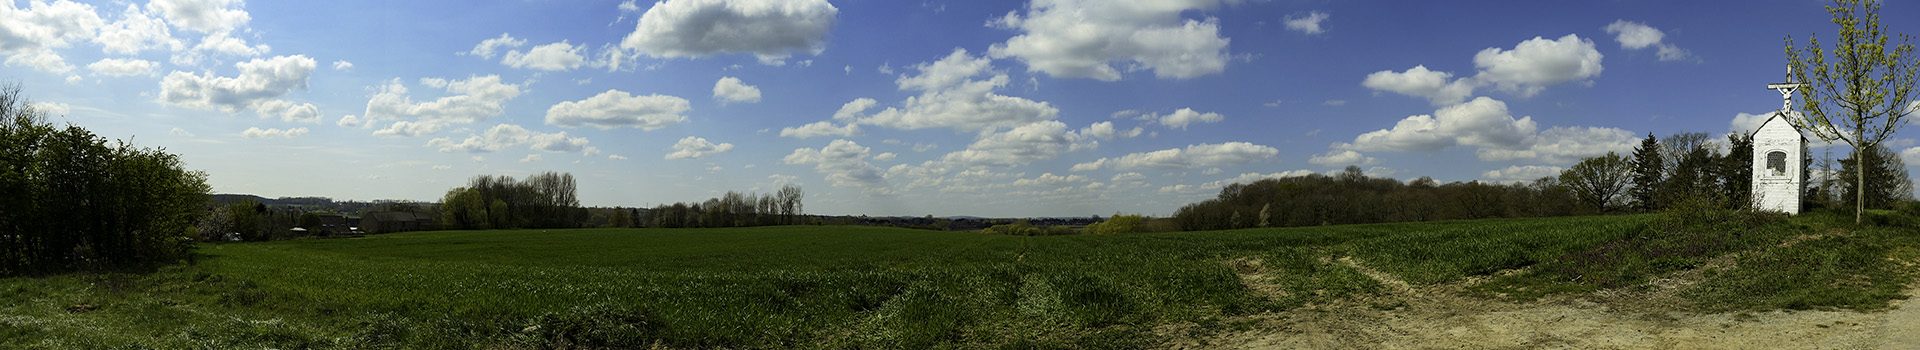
<box><xmin>980</xmin><ymin>221</ymin><xmax>1076</xmax><ymax>236</ymax></box>
<box><xmin>1</xmin><ymin>85</ymin><xmax>210</xmax><ymax>275</ymax></box>
<box><xmin>1085</xmin><ymin>214</ymin><xmax>1146</xmax><ymax>234</ymax></box>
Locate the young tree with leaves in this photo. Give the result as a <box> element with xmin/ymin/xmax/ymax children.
<box><xmin>1786</xmin><ymin>0</ymin><xmax>1920</xmax><ymax>223</ymax></box>
<box><xmin>1560</xmin><ymin>152</ymin><xmax>1635</xmax><ymax>212</ymax></box>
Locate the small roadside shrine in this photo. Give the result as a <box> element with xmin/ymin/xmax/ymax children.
<box><xmin>1750</xmin><ymin>66</ymin><xmax>1809</xmax><ymax>214</ymax></box>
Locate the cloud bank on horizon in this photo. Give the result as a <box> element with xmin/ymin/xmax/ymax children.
<box><xmin>2</xmin><ymin>0</ymin><xmax>1914</xmax><ymax>217</ymax></box>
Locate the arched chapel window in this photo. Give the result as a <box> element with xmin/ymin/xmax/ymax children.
<box><xmin>1767</xmin><ymin>151</ymin><xmax>1787</xmax><ymax>176</ymax></box>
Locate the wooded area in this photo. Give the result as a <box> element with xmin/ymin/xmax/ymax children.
<box><xmin>0</xmin><ymin>86</ymin><xmax>211</xmax><ymax>275</ymax></box>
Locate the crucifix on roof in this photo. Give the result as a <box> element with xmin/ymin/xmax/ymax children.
<box><xmin>1766</xmin><ymin>64</ymin><xmax>1808</xmax><ymax>112</ymax></box>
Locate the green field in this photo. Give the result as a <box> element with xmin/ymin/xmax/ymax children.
<box><xmin>3</xmin><ymin>212</ymin><xmax>1914</xmax><ymax>348</ymax></box>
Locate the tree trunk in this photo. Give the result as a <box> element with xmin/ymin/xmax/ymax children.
<box><xmin>1856</xmin><ymin>146</ymin><xmax>1866</xmax><ymax>224</ymax></box>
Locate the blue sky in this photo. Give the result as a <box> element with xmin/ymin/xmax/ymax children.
<box><xmin>3</xmin><ymin>0</ymin><xmax>1916</xmax><ymax>217</ymax></box>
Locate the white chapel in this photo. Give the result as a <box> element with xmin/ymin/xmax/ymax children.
<box><xmin>1750</xmin><ymin>67</ymin><xmax>1809</xmax><ymax>214</ymax></box>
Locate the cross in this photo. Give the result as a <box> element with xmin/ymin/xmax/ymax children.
<box><xmin>1766</xmin><ymin>64</ymin><xmax>1808</xmax><ymax>112</ymax></box>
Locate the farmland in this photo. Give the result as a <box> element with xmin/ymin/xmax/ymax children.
<box><xmin>3</xmin><ymin>212</ymin><xmax>1916</xmax><ymax>348</ymax></box>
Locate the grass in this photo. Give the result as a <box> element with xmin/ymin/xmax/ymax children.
<box><xmin>1</xmin><ymin>213</ymin><xmax>1913</xmax><ymax>348</ymax></box>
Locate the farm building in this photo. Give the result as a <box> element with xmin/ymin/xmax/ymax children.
<box><xmin>362</xmin><ymin>211</ymin><xmax>435</xmax><ymax>234</ymax></box>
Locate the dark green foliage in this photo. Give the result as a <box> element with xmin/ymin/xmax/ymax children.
<box><xmin>1629</xmin><ymin>133</ymin><xmax>1664</xmax><ymax>211</ymax></box>
<box><xmin>980</xmin><ymin>220</ymin><xmax>1076</xmax><ymax>236</ymax></box>
<box><xmin>1720</xmin><ymin>134</ymin><xmax>1756</xmax><ymax>208</ymax></box>
<box><xmin>437</xmin><ymin>172</ymin><xmax>585</xmax><ymax>230</ymax></box>
<box><xmin>0</xmin><ymin>85</ymin><xmax>211</xmax><ymax>275</ymax></box>
<box><xmin>1836</xmin><ymin>144</ymin><xmax>1913</xmax><ymax>211</ymax></box>
<box><xmin>1085</xmin><ymin>214</ymin><xmax>1147</xmax><ymax>234</ymax></box>
<box><xmin>1480</xmin><ymin>198</ymin><xmax>1793</xmax><ymax>299</ymax></box>
<box><xmin>1559</xmin><ymin>152</ymin><xmax>1633</xmax><ymax>212</ymax></box>
<box><xmin>1171</xmin><ymin>167</ymin><xmax>1577</xmax><ymax>231</ymax></box>
<box><xmin>645</xmin><ymin>185</ymin><xmax>804</xmax><ymax>228</ymax></box>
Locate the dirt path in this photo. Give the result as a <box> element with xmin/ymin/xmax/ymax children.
<box><xmin>1188</xmin><ymin>256</ymin><xmax>1917</xmax><ymax>350</ymax></box>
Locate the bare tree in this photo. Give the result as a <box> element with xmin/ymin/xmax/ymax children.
<box><xmin>1786</xmin><ymin>0</ymin><xmax>1920</xmax><ymax>223</ymax></box>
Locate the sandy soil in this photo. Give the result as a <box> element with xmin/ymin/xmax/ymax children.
<box><xmin>1176</xmin><ymin>256</ymin><xmax>1919</xmax><ymax>350</ymax></box>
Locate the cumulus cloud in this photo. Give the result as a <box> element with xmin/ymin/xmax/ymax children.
<box><xmin>1200</xmin><ymin>170</ymin><xmax>1319</xmax><ymax>189</ymax></box>
<box><xmin>241</xmin><ymin>126</ymin><xmax>307</xmax><ymax>139</ymax></box>
<box><xmin>544</xmin><ymin>89</ymin><xmax>690</xmax><ymax>130</ymax></box>
<box><xmin>95</xmin><ymin>4</ymin><xmax>181</xmax><ymax>55</ymax></box>
<box><xmin>988</xmin><ymin>0</ymin><xmax>1234</xmax><ymax>81</ymax></box>
<box><xmin>1603</xmin><ymin>20</ymin><xmax>1690</xmax><ymax>61</ymax></box>
<box><xmin>712</xmin><ymin>76</ymin><xmax>762</xmax><ymax>104</ymax></box>
<box><xmin>1013</xmin><ymin>173</ymin><xmax>1087</xmax><ymax>187</ymax></box>
<box><xmin>1348</xmin><ymin>97</ymin><xmax>1536</xmax><ymax>152</ymax></box>
<box><xmin>940</xmin><ymin>120</ymin><xmax>1093</xmax><ymax>167</ymax></box>
<box><xmin>501</xmin><ymin>40</ymin><xmax>585</xmax><ymax>71</ymax></box>
<box><xmin>1080</xmin><ymin>121</ymin><xmax>1142</xmax><ymax>140</ymax></box>
<box><xmin>854</xmin><ymin>48</ymin><xmax>1058</xmax><ymax>133</ymax></box>
<box><xmin>87</xmin><ymin>58</ymin><xmax>157</xmax><ymax>77</ymax></box>
<box><xmin>29</xmin><ymin>101</ymin><xmax>70</xmax><ymax>115</ymax></box>
<box><xmin>666</xmin><ymin>136</ymin><xmax>734</xmax><ymax>160</ymax></box>
<box><xmin>467</xmin><ymin>33</ymin><xmax>525</xmax><ymax>59</ymax></box>
<box><xmin>1474</xmin><ymin>126</ymin><xmax>1637</xmax><ymax>163</ymax></box>
<box><xmin>159</xmin><ymin>55</ymin><xmax>320</xmax><ymax>123</ymax></box>
<box><xmin>1362</xmin><ymin>65</ymin><xmax>1476</xmax><ymax>105</ymax></box>
<box><xmin>1152</xmin><ymin>108</ymin><xmax>1225</xmax><ymax>129</ymax></box>
<box><xmin>148</xmin><ymin>0</ymin><xmax>249</xmax><ymax>34</ymax></box>
<box><xmin>784</xmin><ymin>139</ymin><xmax>889</xmax><ymax>193</ymax></box>
<box><xmin>0</xmin><ymin>0</ymin><xmax>104</xmax><ymax>73</ymax></box>
<box><xmin>619</xmin><ymin>0</ymin><xmax>839</xmax><ymax>62</ymax></box>
<box><xmin>365</xmin><ymin>75</ymin><xmax>524</xmax><ymax>136</ymax></box>
<box><xmin>1472</xmin><ymin>34</ymin><xmax>1604</xmax><ymax>97</ymax></box>
<box><xmin>425</xmin><ymin>123</ymin><xmax>591</xmax><ymax>154</ymax></box>
<box><xmin>1284</xmin><ymin>11</ymin><xmax>1329</xmax><ymax>35</ymax></box>
<box><xmin>1309</xmin><ymin>149</ymin><xmax>1376</xmax><ymax>167</ymax></box>
<box><xmin>780</xmin><ymin>121</ymin><xmax>859</xmax><ymax>139</ymax></box>
<box><xmin>331</xmin><ymin>60</ymin><xmax>353</xmax><ymax>71</ymax></box>
<box><xmin>1482</xmin><ymin>165</ymin><xmax>1564</xmax><ymax>183</ymax></box>
<box><xmin>1072</xmin><ymin>142</ymin><xmax>1279</xmax><ymax>171</ymax></box>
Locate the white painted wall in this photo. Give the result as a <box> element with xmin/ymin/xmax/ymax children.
<box><xmin>1750</xmin><ymin>113</ymin><xmax>1805</xmax><ymax>214</ymax></box>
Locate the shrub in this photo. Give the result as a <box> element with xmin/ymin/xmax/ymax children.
<box><xmin>1084</xmin><ymin>214</ymin><xmax>1146</xmax><ymax>234</ymax></box>
<box><xmin>980</xmin><ymin>220</ymin><xmax>1076</xmax><ymax>236</ymax></box>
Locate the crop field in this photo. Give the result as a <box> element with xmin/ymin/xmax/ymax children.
<box><xmin>3</xmin><ymin>212</ymin><xmax>1914</xmax><ymax>348</ymax></box>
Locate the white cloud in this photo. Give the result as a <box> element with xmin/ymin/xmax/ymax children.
<box><xmin>241</xmin><ymin>126</ymin><xmax>307</xmax><ymax>139</ymax></box>
<box><xmin>780</xmin><ymin>121</ymin><xmax>859</xmax><ymax>139</ymax></box>
<box><xmin>1200</xmin><ymin>170</ymin><xmax>1318</xmax><ymax>189</ymax></box>
<box><xmin>1472</xmin><ymin>34</ymin><xmax>1604</xmax><ymax>97</ymax></box>
<box><xmin>169</xmin><ymin>127</ymin><xmax>194</xmax><ymax>137</ymax></box>
<box><xmin>854</xmin><ymin>48</ymin><xmax>1058</xmax><ymax>133</ymax></box>
<box><xmin>784</xmin><ymin>139</ymin><xmax>888</xmax><ymax>193</ymax></box>
<box><xmin>501</xmin><ymin>40</ymin><xmax>585</xmax><ymax>71</ymax></box>
<box><xmin>1474</xmin><ymin>126</ymin><xmax>1637</xmax><ymax>163</ymax></box>
<box><xmin>1073</xmin><ymin>142</ymin><xmax>1279</xmax><ymax>171</ymax></box>
<box><xmin>1013</xmin><ymin>173</ymin><xmax>1087</xmax><ymax>187</ymax></box>
<box><xmin>95</xmin><ymin>4</ymin><xmax>181</xmax><ymax>55</ymax></box>
<box><xmin>467</xmin><ymin>33</ymin><xmax>525</xmax><ymax>59</ymax></box>
<box><xmin>1482</xmin><ymin>165</ymin><xmax>1564</xmax><ymax>183</ymax></box>
<box><xmin>1309</xmin><ymin>149</ymin><xmax>1376</xmax><ymax>167</ymax></box>
<box><xmin>520</xmin><ymin>154</ymin><xmax>542</xmax><ymax>163</ymax></box>
<box><xmin>666</xmin><ymin>136</ymin><xmax>734</xmax><ymax>160</ymax></box>
<box><xmin>148</xmin><ymin>0</ymin><xmax>249</xmax><ymax>34</ymax></box>
<box><xmin>1604</xmin><ymin>20</ymin><xmax>1690</xmax><ymax>62</ymax></box>
<box><xmin>1153</xmin><ymin>108</ymin><xmax>1225</xmax><ymax>129</ymax></box>
<box><xmin>159</xmin><ymin>55</ymin><xmax>320</xmax><ymax>123</ymax></box>
<box><xmin>873</xmin><ymin>152</ymin><xmax>897</xmax><ymax>161</ymax></box>
<box><xmin>0</xmin><ymin>0</ymin><xmax>105</xmax><ymax>73</ymax></box>
<box><xmin>544</xmin><ymin>89</ymin><xmax>690</xmax><ymax>130</ymax></box>
<box><xmin>1348</xmin><ymin>97</ymin><xmax>1536</xmax><ymax>152</ymax></box>
<box><xmin>332</xmin><ymin>60</ymin><xmax>353</xmax><ymax>71</ymax></box>
<box><xmin>1902</xmin><ymin>147</ymin><xmax>1920</xmax><ymax>165</ymax></box>
<box><xmin>86</xmin><ymin>58</ymin><xmax>156</xmax><ymax>77</ymax></box>
<box><xmin>29</xmin><ymin>101</ymin><xmax>70</xmax><ymax>115</ymax></box>
<box><xmin>1284</xmin><ymin>11</ymin><xmax>1329</xmax><ymax>35</ymax></box>
<box><xmin>940</xmin><ymin>120</ymin><xmax>1092</xmax><ymax>167</ymax></box>
<box><xmin>365</xmin><ymin>75</ymin><xmax>524</xmax><ymax>136</ymax></box>
<box><xmin>712</xmin><ymin>76</ymin><xmax>762</xmax><ymax>104</ymax></box>
<box><xmin>336</xmin><ymin>114</ymin><xmax>360</xmax><ymax>127</ymax></box>
<box><xmin>1362</xmin><ymin>65</ymin><xmax>1476</xmax><ymax>105</ymax></box>
<box><xmin>619</xmin><ymin>0</ymin><xmax>839</xmax><ymax>62</ymax></box>
<box><xmin>988</xmin><ymin>0</ymin><xmax>1234</xmax><ymax>81</ymax></box>
<box><xmin>425</xmin><ymin>123</ymin><xmax>591</xmax><ymax>154</ymax></box>
<box><xmin>1080</xmin><ymin>121</ymin><xmax>1142</xmax><ymax>140</ymax></box>
<box><xmin>1729</xmin><ymin>111</ymin><xmax>1776</xmax><ymax>136</ymax></box>
<box><xmin>609</xmin><ymin>154</ymin><xmax>629</xmax><ymax>160</ymax></box>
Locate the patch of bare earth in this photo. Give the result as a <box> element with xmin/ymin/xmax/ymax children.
<box><xmin>1181</xmin><ymin>255</ymin><xmax>1919</xmax><ymax>350</ymax></box>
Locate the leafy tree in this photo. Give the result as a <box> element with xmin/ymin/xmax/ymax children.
<box><xmin>1837</xmin><ymin>144</ymin><xmax>1914</xmax><ymax>210</ymax></box>
<box><xmin>1559</xmin><ymin>152</ymin><xmax>1634</xmax><ymax>212</ymax></box>
<box><xmin>1720</xmin><ymin>134</ymin><xmax>1756</xmax><ymax>208</ymax></box>
<box><xmin>1629</xmin><ymin>133</ymin><xmax>1665</xmax><ymax>211</ymax></box>
<box><xmin>1786</xmin><ymin>0</ymin><xmax>1920</xmax><ymax>223</ymax></box>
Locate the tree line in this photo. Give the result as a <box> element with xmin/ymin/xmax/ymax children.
<box><xmin>439</xmin><ymin>172</ymin><xmax>588</xmax><ymax>230</ymax></box>
<box><xmin>644</xmin><ymin>185</ymin><xmax>805</xmax><ymax>228</ymax></box>
<box><xmin>1172</xmin><ymin>166</ymin><xmax>1581</xmax><ymax>231</ymax></box>
<box><xmin>1</xmin><ymin>86</ymin><xmax>211</xmax><ymax>275</ymax></box>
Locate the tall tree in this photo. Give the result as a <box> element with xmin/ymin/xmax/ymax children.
<box><xmin>1628</xmin><ymin>133</ymin><xmax>1665</xmax><ymax>211</ymax></box>
<box><xmin>1786</xmin><ymin>0</ymin><xmax>1920</xmax><ymax>223</ymax></box>
<box><xmin>1560</xmin><ymin>152</ymin><xmax>1634</xmax><ymax>212</ymax></box>
<box><xmin>1837</xmin><ymin>144</ymin><xmax>1915</xmax><ymax>210</ymax></box>
<box><xmin>1721</xmin><ymin>134</ymin><xmax>1756</xmax><ymax>208</ymax></box>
